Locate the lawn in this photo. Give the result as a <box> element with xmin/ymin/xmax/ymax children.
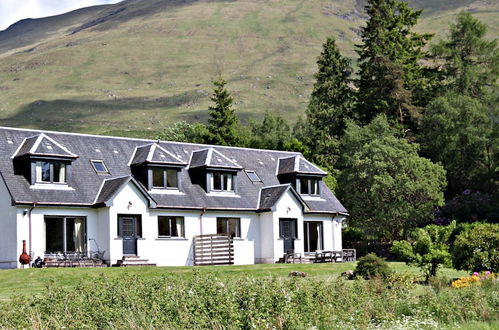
<box><xmin>0</xmin><ymin>262</ymin><xmax>468</xmax><ymax>301</ymax></box>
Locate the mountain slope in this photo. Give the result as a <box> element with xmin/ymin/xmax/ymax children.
<box><xmin>0</xmin><ymin>0</ymin><xmax>497</xmax><ymax>138</ymax></box>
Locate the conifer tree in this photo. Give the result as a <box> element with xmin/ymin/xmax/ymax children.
<box><xmin>302</xmin><ymin>37</ymin><xmax>354</xmax><ymax>169</ymax></box>
<box><xmin>431</xmin><ymin>12</ymin><xmax>498</xmax><ymax>98</ymax></box>
<box><xmin>207</xmin><ymin>77</ymin><xmax>240</xmax><ymax>146</ymax></box>
<box><xmin>355</xmin><ymin>0</ymin><xmax>432</xmax><ymax>127</ymax></box>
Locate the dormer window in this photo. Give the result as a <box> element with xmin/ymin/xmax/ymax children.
<box><xmin>299</xmin><ymin>177</ymin><xmax>319</xmax><ymax>196</ymax></box>
<box><xmin>210</xmin><ymin>172</ymin><xmax>234</xmax><ymax>192</ymax></box>
<box><xmin>35</xmin><ymin>161</ymin><xmax>66</xmax><ymax>184</ymax></box>
<box><xmin>152</xmin><ymin>167</ymin><xmax>179</xmax><ymax>189</ymax></box>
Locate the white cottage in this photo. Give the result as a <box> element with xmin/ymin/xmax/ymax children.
<box><xmin>0</xmin><ymin>127</ymin><xmax>347</xmax><ymax>269</ymax></box>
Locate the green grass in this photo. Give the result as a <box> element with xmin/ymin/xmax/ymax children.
<box><xmin>0</xmin><ymin>262</ymin><xmax>468</xmax><ymax>301</ymax></box>
<box><xmin>0</xmin><ymin>0</ymin><xmax>496</xmax><ymax>137</ymax></box>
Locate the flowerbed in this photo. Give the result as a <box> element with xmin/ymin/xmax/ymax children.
<box><xmin>451</xmin><ymin>271</ymin><xmax>496</xmax><ymax>288</ymax></box>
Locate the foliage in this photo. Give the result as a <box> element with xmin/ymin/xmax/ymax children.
<box><xmin>338</xmin><ymin>115</ymin><xmax>446</xmax><ymax>241</ymax></box>
<box><xmin>0</xmin><ymin>271</ymin><xmax>496</xmax><ymax>329</ymax></box>
<box><xmin>420</xmin><ymin>93</ymin><xmax>498</xmax><ymax>196</ymax></box>
<box><xmin>355</xmin><ymin>0</ymin><xmax>433</xmax><ymax>128</ymax></box>
<box><xmin>157</xmin><ymin>121</ymin><xmax>210</xmax><ymax>144</ymax></box>
<box><xmin>435</xmin><ymin>190</ymin><xmax>499</xmax><ymax>225</ymax></box>
<box><xmin>451</xmin><ymin>271</ymin><xmax>496</xmax><ymax>289</ymax></box>
<box><xmin>354</xmin><ymin>253</ymin><xmax>392</xmax><ymax>279</ymax></box>
<box><xmin>392</xmin><ymin>222</ymin><xmax>455</xmax><ymax>282</ymax></box>
<box><xmin>300</xmin><ymin>37</ymin><xmax>355</xmax><ymax>170</ymax></box>
<box><xmin>431</xmin><ymin>12</ymin><xmax>498</xmax><ymax>98</ymax></box>
<box><xmin>206</xmin><ymin>77</ymin><xmax>240</xmax><ymax>146</ymax></box>
<box><xmin>247</xmin><ymin>111</ymin><xmax>293</xmax><ymax>150</ymax></box>
<box><xmin>451</xmin><ymin>223</ymin><xmax>499</xmax><ymax>273</ymax></box>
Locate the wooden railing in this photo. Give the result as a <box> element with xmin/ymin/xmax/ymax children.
<box><xmin>193</xmin><ymin>234</ymin><xmax>234</xmax><ymax>266</ymax></box>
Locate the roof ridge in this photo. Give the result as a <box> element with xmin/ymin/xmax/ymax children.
<box><xmin>0</xmin><ymin>126</ymin><xmax>302</xmax><ymax>155</ymax></box>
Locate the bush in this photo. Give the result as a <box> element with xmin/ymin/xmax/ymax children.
<box><xmin>354</xmin><ymin>253</ymin><xmax>392</xmax><ymax>279</ymax></box>
<box><xmin>451</xmin><ymin>223</ymin><xmax>499</xmax><ymax>272</ymax></box>
<box><xmin>392</xmin><ymin>223</ymin><xmax>454</xmax><ymax>282</ymax></box>
<box><xmin>0</xmin><ymin>272</ymin><xmax>497</xmax><ymax>329</ymax></box>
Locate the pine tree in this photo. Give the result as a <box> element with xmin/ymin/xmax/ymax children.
<box><xmin>355</xmin><ymin>0</ymin><xmax>432</xmax><ymax>127</ymax></box>
<box><xmin>431</xmin><ymin>12</ymin><xmax>498</xmax><ymax>98</ymax></box>
<box><xmin>302</xmin><ymin>37</ymin><xmax>354</xmax><ymax>169</ymax></box>
<box><xmin>207</xmin><ymin>77</ymin><xmax>240</xmax><ymax>146</ymax></box>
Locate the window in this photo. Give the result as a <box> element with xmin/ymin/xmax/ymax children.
<box><xmin>35</xmin><ymin>161</ymin><xmax>66</xmax><ymax>183</ymax></box>
<box><xmin>217</xmin><ymin>217</ymin><xmax>240</xmax><ymax>238</ymax></box>
<box><xmin>117</xmin><ymin>216</ymin><xmax>142</xmax><ymax>238</ymax></box>
<box><xmin>211</xmin><ymin>172</ymin><xmax>233</xmax><ymax>191</ymax></box>
<box><xmin>299</xmin><ymin>177</ymin><xmax>320</xmax><ymax>196</ymax></box>
<box><xmin>304</xmin><ymin>222</ymin><xmax>323</xmax><ymax>252</ymax></box>
<box><xmin>245</xmin><ymin>170</ymin><xmax>262</xmax><ymax>183</ymax></box>
<box><xmin>151</xmin><ymin>168</ymin><xmax>179</xmax><ymax>189</ymax></box>
<box><xmin>158</xmin><ymin>216</ymin><xmax>185</xmax><ymax>237</ymax></box>
<box><xmin>45</xmin><ymin>216</ymin><xmax>86</xmax><ymax>253</ymax></box>
<box><xmin>91</xmin><ymin>160</ymin><xmax>108</xmax><ymax>173</ymax></box>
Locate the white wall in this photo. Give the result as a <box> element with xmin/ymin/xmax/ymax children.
<box><xmin>16</xmin><ymin>206</ymin><xmax>99</xmax><ymax>268</ymax></box>
<box><xmin>0</xmin><ymin>177</ymin><xmax>17</xmax><ymax>269</ymax></box>
<box><xmin>1</xmin><ymin>179</ymin><xmax>344</xmax><ymax>268</ymax></box>
<box><xmin>257</xmin><ymin>212</ymin><xmax>274</xmax><ymax>264</ymax></box>
<box><xmin>269</xmin><ymin>190</ymin><xmax>305</xmax><ymax>263</ymax></box>
<box><xmin>107</xmin><ymin>182</ymin><xmax>259</xmax><ymax>266</ymax></box>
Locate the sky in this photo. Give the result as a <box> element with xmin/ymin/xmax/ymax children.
<box><xmin>0</xmin><ymin>0</ymin><xmax>123</xmax><ymax>31</ymax></box>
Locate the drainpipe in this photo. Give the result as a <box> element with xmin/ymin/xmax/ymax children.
<box><xmin>27</xmin><ymin>202</ymin><xmax>36</xmax><ymax>267</ymax></box>
<box><xmin>199</xmin><ymin>208</ymin><xmax>206</xmax><ymax>236</ymax></box>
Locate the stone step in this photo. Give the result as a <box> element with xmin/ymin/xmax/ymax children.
<box><xmin>115</xmin><ymin>256</ymin><xmax>156</xmax><ymax>267</ymax></box>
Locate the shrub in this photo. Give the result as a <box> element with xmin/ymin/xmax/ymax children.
<box><xmin>354</xmin><ymin>253</ymin><xmax>392</xmax><ymax>279</ymax></box>
<box><xmin>451</xmin><ymin>223</ymin><xmax>499</xmax><ymax>272</ymax></box>
<box><xmin>0</xmin><ymin>272</ymin><xmax>497</xmax><ymax>329</ymax></box>
<box><xmin>392</xmin><ymin>222</ymin><xmax>454</xmax><ymax>282</ymax></box>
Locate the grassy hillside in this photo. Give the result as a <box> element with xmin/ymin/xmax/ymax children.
<box><xmin>0</xmin><ymin>0</ymin><xmax>497</xmax><ymax>138</ymax></box>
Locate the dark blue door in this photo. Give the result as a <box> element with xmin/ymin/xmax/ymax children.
<box><xmin>119</xmin><ymin>215</ymin><xmax>138</xmax><ymax>255</ymax></box>
<box><xmin>279</xmin><ymin>219</ymin><xmax>296</xmax><ymax>253</ymax></box>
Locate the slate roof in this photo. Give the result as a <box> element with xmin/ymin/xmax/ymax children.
<box><xmin>258</xmin><ymin>184</ymin><xmax>308</xmax><ymax>212</ymax></box>
<box><xmin>94</xmin><ymin>175</ymin><xmax>156</xmax><ymax>207</ymax></box>
<box><xmin>130</xmin><ymin>143</ymin><xmax>186</xmax><ymax>166</ymax></box>
<box><xmin>189</xmin><ymin>148</ymin><xmax>242</xmax><ymax>170</ymax></box>
<box><xmin>277</xmin><ymin>155</ymin><xmax>326</xmax><ymax>176</ymax></box>
<box><xmin>12</xmin><ymin>133</ymin><xmax>78</xmax><ymax>159</ymax></box>
<box><xmin>0</xmin><ymin>126</ymin><xmax>347</xmax><ymax>214</ymax></box>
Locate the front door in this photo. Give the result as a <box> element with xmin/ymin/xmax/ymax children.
<box><xmin>118</xmin><ymin>215</ymin><xmax>140</xmax><ymax>255</ymax></box>
<box><xmin>279</xmin><ymin>218</ymin><xmax>297</xmax><ymax>253</ymax></box>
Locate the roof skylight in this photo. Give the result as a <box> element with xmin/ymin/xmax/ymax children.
<box><xmin>91</xmin><ymin>160</ymin><xmax>109</xmax><ymax>173</ymax></box>
<box><xmin>245</xmin><ymin>170</ymin><xmax>262</xmax><ymax>183</ymax></box>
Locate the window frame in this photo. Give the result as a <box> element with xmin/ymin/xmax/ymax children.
<box><xmin>245</xmin><ymin>170</ymin><xmax>262</xmax><ymax>183</ymax></box>
<box><xmin>35</xmin><ymin>160</ymin><xmax>67</xmax><ymax>184</ymax></box>
<box><xmin>117</xmin><ymin>215</ymin><xmax>142</xmax><ymax>238</ymax></box>
<box><xmin>216</xmin><ymin>217</ymin><xmax>241</xmax><ymax>238</ymax></box>
<box><xmin>90</xmin><ymin>160</ymin><xmax>109</xmax><ymax>174</ymax></box>
<box><xmin>209</xmin><ymin>172</ymin><xmax>234</xmax><ymax>192</ymax></box>
<box><xmin>44</xmin><ymin>216</ymin><xmax>87</xmax><ymax>254</ymax></box>
<box><xmin>298</xmin><ymin>177</ymin><xmax>320</xmax><ymax>196</ymax></box>
<box><xmin>150</xmin><ymin>167</ymin><xmax>180</xmax><ymax>190</ymax></box>
<box><xmin>158</xmin><ymin>216</ymin><xmax>185</xmax><ymax>238</ymax></box>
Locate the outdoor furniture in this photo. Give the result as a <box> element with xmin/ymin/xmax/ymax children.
<box><xmin>284</xmin><ymin>250</ymin><xmax>302</xmax><ymax>264</ymax></box>
<box><xmin>342</xmin><ymin>249</ymin><xmax>356</xmax><ymax>262</ymax></box>
<box><xmin>315</xmin><ymin>250</ymin><xmax>343</xmax><ymax>263</ymax></box>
